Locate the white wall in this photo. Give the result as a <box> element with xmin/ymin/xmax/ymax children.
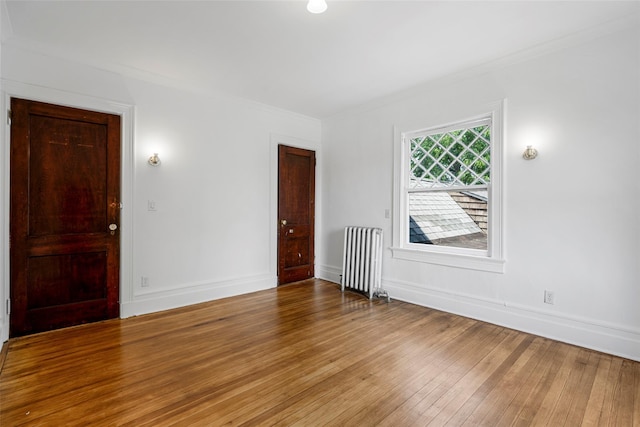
<box><xmin>318</xmin><ymin>24</ymin><xmax>640</xmax><ymax>361</ymax></box>
<box><xmin>0</xmin><ymin>45</ymin><xmax>321</xmax><ymax>341</ymax></box>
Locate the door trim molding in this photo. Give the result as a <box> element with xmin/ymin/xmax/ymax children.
<box><xmin>269</xmin><ymin>134</ymin><xmax>320</xmax><ymax>283</ymax></box>
<box><xmin>1</xmin><ymin>80</ymin><xmax>134</xmax><ymax>342</ymax></box>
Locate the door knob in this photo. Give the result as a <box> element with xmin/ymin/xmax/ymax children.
<box><xmin>109</xmin><ymin>224</ymin><xmax>118</xmax><ymax>231</ymax></box>
<box><xmin>281</xmin><ymin>219</ymin><xmax>287</xmax><ymax>226</ymax></box>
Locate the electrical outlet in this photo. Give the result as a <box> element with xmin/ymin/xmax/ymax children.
<box><xmin>141</xmin><ymin>276</ymin><xmax>150</xmax><ymax>287</ymax></box>
<box><xmin>544</xmin><ymin>290</ymin><xmax>554</xmax><ymax>305</ymax></box>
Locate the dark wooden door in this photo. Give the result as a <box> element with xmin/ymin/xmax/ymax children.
<box><xmin>278</xmin><ymin>145</ymin><xmax>315</xmax><ymax>285</ymax></box>
<box><xmin>10</xmin><ymin>98</ymin><xmax>121</xmax><ymax>337</ymax></box>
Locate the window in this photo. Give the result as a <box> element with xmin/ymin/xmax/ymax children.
<box><xmin>392</xmin><ymin>101</ymin><xmax>505</xmax><ymax>273</ymax></box>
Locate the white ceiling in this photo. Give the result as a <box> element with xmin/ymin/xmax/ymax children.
<box><xmin>2</xmin><ymin>1</ymin><xmax>638</xmax><ymax>118</ymax></box>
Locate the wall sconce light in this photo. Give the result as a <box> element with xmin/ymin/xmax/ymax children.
<box><xmin>522</xmin><ymin>145</ymin><xmax>538</xmax><ymax>160</ymax></box>
<box><xmin>307</xmin><ymin>0</ymin><xmax>327</xmax><ymax>14</ymax></box>
<box><xmin>148</xmin><ymin>153</ymin><xmax>161</xmax><ymax>166</ymax></box>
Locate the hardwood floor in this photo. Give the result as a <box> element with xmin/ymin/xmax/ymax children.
<box><xmin>1</xmin><ymin>279</ymin><xmax>638</xmax><ymax>426</ymax></box>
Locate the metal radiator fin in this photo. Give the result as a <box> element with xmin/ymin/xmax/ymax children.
<box><xmin>341</xmin><ymin>226</ymin><xmax>389</xmax><ymax>302</ymax></box>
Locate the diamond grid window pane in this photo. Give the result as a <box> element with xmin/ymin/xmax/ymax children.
<box><xmin>410</xmin><ymin>124</ymin><xmax>491</xmax><ymax>187</ymax></box>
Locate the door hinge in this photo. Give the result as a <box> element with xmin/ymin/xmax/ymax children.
<box><xmin>6</xmin><ymin>299</ymin><xmax>10</xmax><ymax>315</ymax></box>
<box><xmin>7</xmin><ymin>109</ymin><xmax>11</xmax><ymax>126</ymax></box>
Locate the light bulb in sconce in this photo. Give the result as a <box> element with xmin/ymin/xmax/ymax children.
<box><xmin>522</xmin><ymin>145</ymin><xmax>538</xmax><ymax>160</ymax></box>
<box><xmin>307</xmin><ymin>0</ymin><xmax>327</xmax><ymax>14</ymax></box>
<box><xmin>148</xmin><ymin>153</ymin><xmax>161</xmax><ymax>166</ymax></box>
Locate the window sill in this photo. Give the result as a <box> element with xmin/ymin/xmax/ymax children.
<box><xmin>390</xmin><ymin>246</ymin><xmax>505</xmax><ymax>273</ymax></box>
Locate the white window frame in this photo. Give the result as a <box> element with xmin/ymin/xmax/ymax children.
<box><xmin>391</xmin><ymin>100</ymin><xmax>505</xmax><ymax>273</ymax></box>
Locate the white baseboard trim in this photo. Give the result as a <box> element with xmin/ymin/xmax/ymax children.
<box><xmin>0</xmin><ymin>319</ymin><xmax>7</xmax><ymax>345</ymax></box>
<box><xmin>121</xmin><ymin>273</ymin><xmax>276</xmax><ymax>318</ymax></box>
<box><xmin>316</xmin><ymin>264</ymin><xmax>342</xmax><ymax>284</ymax></box>
<box><xmin>383</xmin><ymin>277</ymin><xmax>640</xmax><ymax>362</ymax></box>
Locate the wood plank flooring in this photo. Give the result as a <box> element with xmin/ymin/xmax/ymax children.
<box><xmin>1</xmin><ymin>279</ymin><xmax>638</xmax><ymax>426</ymax></box>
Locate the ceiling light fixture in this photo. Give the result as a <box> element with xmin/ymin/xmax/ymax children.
<box><xmin>307</xmin><ymin>0</ymin><xmax>327</xmax><ymax>14</ymax></box>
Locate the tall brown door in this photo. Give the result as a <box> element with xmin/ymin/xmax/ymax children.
<box><xmin>10</xmin><ymin>98</ymin><xmax>121</xmax><ymax>337</ymax></box>
<box><xmin>278</xmin><ymin>145</ymin><xmax>315</xmax><ymax>285</ymax></box>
